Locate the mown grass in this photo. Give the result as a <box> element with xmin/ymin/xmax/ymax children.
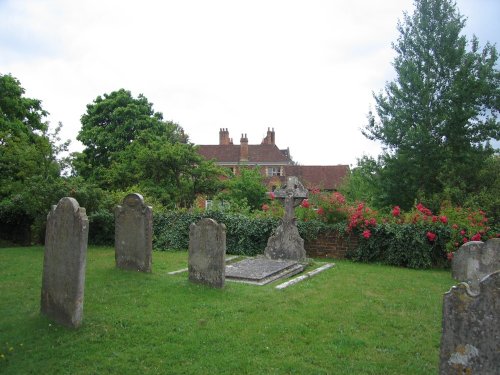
<box><xmin>0</xmin><ymin>247</ymin><xmax>455</xmax><ymax>374</ymax></box>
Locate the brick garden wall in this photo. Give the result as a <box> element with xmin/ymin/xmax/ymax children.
<box><xmin>305</xmin><ymin>231</ymin><xmax>359</xmax><ymax>259</ymax></box>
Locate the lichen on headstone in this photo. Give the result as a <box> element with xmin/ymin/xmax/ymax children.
<box><xmin>439</xmin><ymin>270</ymin><xmax>500</xmax><ymax>374</ymax></box>
<box><xmin>41</xmin><ymin>197</ymin><xmax>89</xmax><ymax>328</ymax></box>
<box><xmin>264</xmin><ymin>176</ymin><xmax>307</xmax><ymax>261</ymax></box>
<box><xmin>452</xmin><ymin>238</ymin><xmax>500</xmax><ymax>291</ymax></box>
<box><xmin>115</xmin><ymin>193</ymin><xmax>153</xmax><ymax>272</ymax></box>
<box><xmin>188</xmin><ymin>218</ymin><xmax>226</xmax><ymax>288</ymax></box>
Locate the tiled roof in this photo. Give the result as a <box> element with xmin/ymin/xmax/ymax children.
<box><xmin>283</xmin><ymin>165</ymin><xmax>349</xmax><ymax>190</ymax></box>
<box><xmin>197</xmin><ymin>144</ymin><xmax>292</xmax><ymax>164</ymax></box>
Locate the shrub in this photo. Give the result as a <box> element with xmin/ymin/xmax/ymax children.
<box><xmin>296</xmin><ymin>199</ymin><xmax>498</xmax><ymax>269</ymax></box>
<box><xmin>153</xmin><ymin>209</ymin><xmax>342</xmax><ymax>256</ymax></box>
<box><xmin>348</xmin><ymin>223</ymin><xmax>451</xmax><ymax>269</ymax></box>
<box><xmin>153</xmin><ymin>210</ymin><xmax>279</xmax><ymax>256</ymax></box>
<box><xmin>88</xmin><ymin>209</ymin><xmax>114</xmax><ymax>245</ymax></box>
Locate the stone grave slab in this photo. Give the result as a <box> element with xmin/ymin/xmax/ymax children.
<box><xmin>225</xmin><ymin>257</ymin><xmax>304</xmax><ymax>285</ymax></box>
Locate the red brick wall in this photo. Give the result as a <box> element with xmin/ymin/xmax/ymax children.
<box><xmin>305</xmin><ymin>231</ymin><xmax>359</xmax><ymax>259</ymax></box>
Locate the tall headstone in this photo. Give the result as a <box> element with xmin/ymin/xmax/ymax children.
<box><xmin>115</xmin><ymin>193</ymin><xmax>153</xmax><ymax>272</ymax></box>
<box><xmin>264</xmin><ymin>176</ymin><xmax>307</xmax><ymax>261</ymax></box>
<box><xmin>439</xmin><ymin>271</ymin><xmax>500</xmax><ymax>374</ymax></box>
<box><xmin>452</xmin><ymin>238</ymin><xmax>500</xmax><ymax>291</ymax></box>
<box><xmin>188</xmin><ymin>218</ymin><xmax>226</xmax><ymax>288</ymax></box>
<box><xmin>41</xmin><ymin>197</ymin><xmax>89</xmax><ymax>328</ymax></box>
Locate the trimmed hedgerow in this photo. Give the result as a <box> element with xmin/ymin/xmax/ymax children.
<box><xmin>347</xmin><ymin>223</ymin><xmax>452</xmax><ymax>269</ymax></box>
<box><xmin>88</xmin><ymin>209</ymin><xmax>114</xmax><ymax>246</ymax></box>
<box><xmin>153</xmin><ymin>210</ymin><xmax>279</xmax><ymax>255</ymax></box>
<box><xmin>153</xmin><ymin>211</ymin><xmax>339</xmax><ymax>256</ymax></box>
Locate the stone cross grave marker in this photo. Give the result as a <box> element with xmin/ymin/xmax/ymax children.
<box><xmin>452</xmin><ymin>238</ymin><xmax>500</xmax><ymax>291</ymax></box>
<box><xmin>439</xmin><ymin>270</ymin><xmax>500</xmax><ymax>374</ymax></box>
<box><xmin>41</xmin><ymin>197</ymin><xmax>89</xmax><ymax>328</ymax></box>
<box><xmin>188</xmin><ymin>218</ymin><xmax>226</xmax><ymax>288</ymax></box>
<box><xmin>264</xmin><ymin>176</ymin><xmax>308</xmax><ymax>261</ymax></box>
<box><xmin>115</xmin><ymin>193</ymin><xmax>153</xmax><ymax>272</ymax></box>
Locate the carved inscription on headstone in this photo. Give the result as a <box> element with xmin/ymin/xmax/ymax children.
<box><xmin>115</xmin><ymin>193</ymin><xmax>153</xmax><ymax>272</ymax></box>
<box><xmin>41</xmin><ymin>197</ymin><xmax>89</xmax><ymax>328</ymax></box>
<box><xmin>439</xmin><ymin>270</ymin><xmax>500</xmax><ymax>374</ymax></box>
<box><xmin>452</xmin><ymin>238</ymin><xmax>500</xmax><ymax>291</ymax></box>
<box><xmin>188</xmin><ymin>218</ymin><xmax>226</xmax><ymax>288</ymax></box>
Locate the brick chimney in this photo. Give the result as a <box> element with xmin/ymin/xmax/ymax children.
<box><xmin>261</xmin><ymin>127</ymin><xmax>275</xmax><ymax>145</ymax></box>
<box><xmin>219</xmin><ymin>128</ymin><xmax>232</xmax><ymax>145</ymax></box>
<box><xmin>240</xmin><ymin>133</ymin><xmax>248</xmax><ymax>162</ymax></box>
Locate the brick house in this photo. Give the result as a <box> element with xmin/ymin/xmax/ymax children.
<box><xmin>197</xmin><ymin>128</ymin><xmax>349</xmax><ymax>191</ymax></box>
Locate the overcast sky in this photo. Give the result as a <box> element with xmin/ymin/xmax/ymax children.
<box><xmin>1</xmin><ymin>0</ymin><xmax>499</xmax><ymax>166</ymax></box>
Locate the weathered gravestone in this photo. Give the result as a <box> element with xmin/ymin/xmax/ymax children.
<box><xmin>188</xmin><ymin>218</ymin><xmax>226</xmax><ymax>288</ymax></box>
<box><xmin>439</xmin><ymin>270</ymin><xmax>500</xmax><ymax>374</ymax></box>
<box><xmin>115</xmin><ymin>193</ymin><xmax>153</xmax><ymax>272</ymax></box>
<box><xmin>452</xmin><ymin>238</ymin><xmax>500</xmax><ymax>291</ymax></box>
<box><xmin>264</xmin><ymin>176</ymin><xmax>307</xmax><ymax>261</ymax></box>
<box><xmin>41</xmin><ymin>197</ymin><xmax>89</xmax><ymax>328</ymax></box>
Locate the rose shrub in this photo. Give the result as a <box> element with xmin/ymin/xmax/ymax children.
<box><xmin>292</xmin><ymin>194</ymin><xmax>499</xmax><ymax>269</ymax></box>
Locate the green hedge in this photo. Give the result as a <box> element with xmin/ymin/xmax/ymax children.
<box><xmin>347</xmin><ymin>223</ymin><xmax>451</xmax><ymax>269</ymax></box>
<box><xmin>153</xmin><ymin>210</ymin><xmax>279</xmax><ymax>255</ymax></box>
<box><xmin>88</xmin><ymin>209</ymin><xmax>115</xmax><ymax>246</ymax></box>
<box><xmin>153</xmin><ymin>211</ymin><xmax>339</xmax><ymax>256</ymax></box>
<box><xmin>85</xmin><ymin>208</ymin><xmax>452</xmax><ymax>268</ymax></box>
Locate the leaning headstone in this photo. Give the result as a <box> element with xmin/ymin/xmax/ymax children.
<box><xmin>452</xmin><ymin>238</ymin><xmax>500</xmax><ymax>291</ymax></box>
<box><xmin>188</xmin><ymin>218</ymin><xmax>226</xmax><ymax>288</ymax></box>
<box><xmin>264</xmin><ymin>176</ymin><xmax>307</xmax><ymax>261</ymax></box>
<box><xmin>115</xmin><ymin>193</ymin><xmax>153</xmax><ymax>272</ymax></box>
<box><xmin>41</xmin><ymin>197</ymin><xmax>89</xmax><ymax>328</ymax></box>
<box><xmin>439</xmin><ymin>270</ymin><xmax>500</xmax><ymax>374</ymax></box>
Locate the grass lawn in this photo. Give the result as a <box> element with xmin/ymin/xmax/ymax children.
<box><xmin>0</xmin><ymin>246</ymin><xmax>455</xmax><ymax>374</ymax></box>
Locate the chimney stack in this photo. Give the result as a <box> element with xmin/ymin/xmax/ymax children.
<box><xmin>219</xmin><ymin>128</ymin><xmax>232</xmax><ymax>145</ymax></box>
<box><xmin>261</xmin><ymin>127</ymin><xmax>275</xmax><ymax>145</ymax></box>
<box><xmin>240</xmin><ymin>133</ymin><xmax>248</xmax><ymax>162</ymax></box>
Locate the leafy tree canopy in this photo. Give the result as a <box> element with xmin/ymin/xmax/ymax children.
<box><xmin>215</xmin><ymin>168</ymin><xmax>268</xmax><ymax>212</ymax></box>
<box><xmin>0</xmin><ymin>73</ymin><xmax>67</xmax><ymax>244</ymax></box>
<box><xmin>75</xmin><ymin>89</ymin><xmax>223</xmax><ymax>207</ymax></box>
<box><xmin>363</xmin><ymin>0</ymin><xmax>500</xmax><ymax>210</ymax></box>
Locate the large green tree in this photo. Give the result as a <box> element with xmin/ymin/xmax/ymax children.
<box><xmin>364</xmin><ymin>0</ymin><xmax>500</xmax><ymax>210</ymax></box>
<box><xmin>214</xmin><ymin>168</ymin><xmax>268</xmax><ymax>212</ymax></box>
<box><xmin>75</xmin><ymin>89</ymin><xmax>222</xmax><ymax>207</ymax></box>
<box><xmin>0</xmin><ymin>74</ymin><xmax>66</xmax><ymax>244</ymax></box>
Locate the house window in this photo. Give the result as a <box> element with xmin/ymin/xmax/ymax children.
<box><xmin>267</xmin><ymin>167</ymin><xmax>283</xmax><ymax>176</ymax></box>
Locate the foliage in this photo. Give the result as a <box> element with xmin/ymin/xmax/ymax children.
<box><xmin>438</xmin><ymin>203</ymin><xmax>496</xmax><ymax>252</ymax></box>
<box><xmin>254</xmin><ymin>198</ymin><xmax>284</xmax><ymax>219</ymax></box>
<box><xmin>213</xmin><ymin>168</ymin><xmax>268</xmax><ymax>212</ymax></box>
<box><xmin>77</xmin><ymin>89</ymin><xmax>186</xmax><ymax>177</ymax></box>
<box><xmin>153</xmin><ymin>209</ymin><xmax>279</xmax><ymax>255</ymax></box>
<box><xmin>75</xmin><ymin>89</ymin><xmax>223</xmax><ymax>207</ymax></box>
<box><xmin>0</xmin><ymin>74</ymin><xmax>68</xmax><ymax>244</ymax></box>
<box><xmin>463</xmin><ymin>154</ymin><xmax>500</xmax><ymax>227</ymax></box>
<box><xmin>294</xmin><ymin>194</ymin><xmax>498</xmax><ymax>268</ymax></box>
<box><xmin>349</xmin><ymin>223</ymin><xmax>451</xmax><ymax>269</ymax></box>
<box><xmin>339</xmin><ymin>155</ymin><xmax>382</xmax><ymax>208</ymax></box>
<box><xmin>364</xmin><ymin>0</ymin><xmax>500</xmax><ymax>209</ymax></box>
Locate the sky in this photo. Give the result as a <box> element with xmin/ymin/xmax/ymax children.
<box><xmin>1</xmin><ymin>0</ymin><xmax>499</xmax><ymax>167</ymax></box>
